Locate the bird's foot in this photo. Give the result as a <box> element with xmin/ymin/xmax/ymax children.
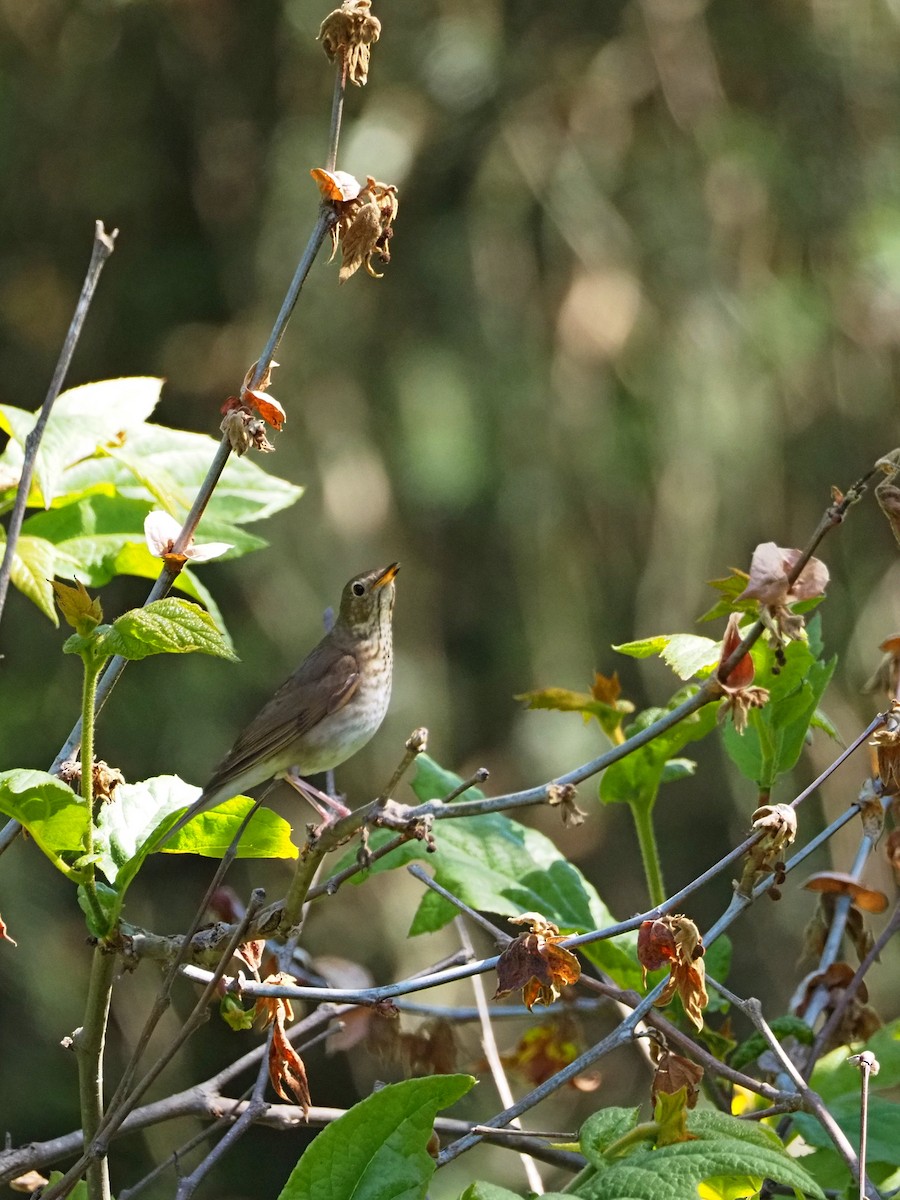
<box><xmin>283</xmin><ymin>770</ymin><xmax>351</xmax><ymax>822</ymax></box>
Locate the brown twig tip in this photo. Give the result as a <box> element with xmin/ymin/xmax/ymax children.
<box><xmin>406</xmin><ymin>727</ymin><xmax>428</xmax><ymax>754</ymax></box>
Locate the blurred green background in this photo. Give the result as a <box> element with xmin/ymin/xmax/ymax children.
<box><xmin>1</xmin><ymin>0</ymin><xmax>899</xmax><ymax>1196</ymax></box>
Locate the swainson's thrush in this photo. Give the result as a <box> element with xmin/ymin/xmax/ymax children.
<box><xmin>167</xmin><ymin>562</ymin><xmax>399</xmax><ymax>838</ymax></box>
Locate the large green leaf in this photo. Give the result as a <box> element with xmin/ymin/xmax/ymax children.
<box><xmin>94</xmin><ymin>598</ymin><xmax>237</xmax><ymax>661</ymax></box>
<box><xmin>277</xmin><ymin>1075</ymin><xmax>474</xmax><ymax>1200</ymax></box>
<box><xmin>0</xmin><ymin>769</ymin><xmax>88</xmax><ymax>875</ymax></box>
<box><xmin>1</xmin><ymin>532</ymin><xmax>58</xmax><ymax>621</ymax></box>
<box><xmin>579</xmin><ymin>1136</ymin><xmax>825</xmax><ymax>1200</ymax></box>
<box><xmin>59</xmin><ymin>424</ymin><xmax>303</xmax><ymax>525</ymax></box>
<box><xmin>348</xmin><ymin>755</ymin><xmax>641</xmax><ymax>988</ymax></box>
<box><xmin>0</xmin><ymin>377</ymin><xmax>162</xmax><ymax>506</ymax></box>
<box><xmin>94</xmin><ymin>777</ymin><xmax>297</xmax><ymax>891</ymax></box>
<box><xmin>791</xmin><ymin>1096</ymin><xmax>900</xmax><ymax>1168</ymax></box>
<box><xmin>613</xmin><ymin>634</ymin><xmax>720</xmax><ymax>680</ymax></box>
<box><xmin>599</xmin><ymin>690</ymin><xmax>718</xmax><ymax>810</ymax></box>
<box><xmin>22</xmin><ymin>494</ymin><xmax>265</xmax><ymax>589</ymax></box>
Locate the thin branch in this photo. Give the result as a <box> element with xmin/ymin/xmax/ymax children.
<box><xmin>709</xmin><ymin>981</ymin><xmax>879</xmax><ymax>1200</ymax></box>
<box><xmin>455</xmin><ymin>916</ymin><xmax>543</xmax><ymax>1195</ymax></box>
<box><xmin>0</xmin><ymin>221</ymin><xmax>117</xmax><ymax>628</ymax></box>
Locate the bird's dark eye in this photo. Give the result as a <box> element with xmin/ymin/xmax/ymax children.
<box><xmin>352</xmin><ymin>582</ymin><xmax>366</xmax><ymax>597</ymax></box>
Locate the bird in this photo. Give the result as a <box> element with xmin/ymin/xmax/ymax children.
<box><xmin>164</xmin><ymin>562</ymin><xmax>399</xmax><ymax>841</ymax></box>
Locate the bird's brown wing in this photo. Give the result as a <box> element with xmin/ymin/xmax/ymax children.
<box><xmin>203</xmin><ymin>646</ymin><xmax>360</xmax><ymax>798</ymax></box>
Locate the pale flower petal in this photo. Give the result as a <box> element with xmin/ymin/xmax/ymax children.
<box><xmin>144</xmin><ymin>511</ymin><xmax>182</xmax><ymax>557</ymax></box>
<box><xmin>185</xmin><ymin>540</ymin><xmax>233</xmax><ymax>563</ymax></box>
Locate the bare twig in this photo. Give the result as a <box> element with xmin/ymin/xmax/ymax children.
<box><xmin>455</xmin><ymin>916</ymin><xmax>543</xmax><ymax>1194</ymax></box>
<box><xmin>0</xmin><ymin>221</ymin><xmax>117</xmax><ymax>629</ymax></box>
<box><xmin>847</xmin><ymin>1052</ymin><xmax>880</xmax><ymax>1200</ymax></box>
<box><xmin>708</xmin><ymin>981</ymin><xmax>879</xmax><ymax>1200</ymax></box>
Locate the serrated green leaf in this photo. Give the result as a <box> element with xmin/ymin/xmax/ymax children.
<box><xmin>60</xmin><ymin>424</ymin><xmax>303</xmax><ymax>525</ymax></box>
<box><xmin>159</xmin><ymin>794</ymin><xmax>298</xmax><ymax>861</ymax></box>
<box><xmin>613</xmin><ymin>634</ymin><xmax>719</xmax><ymax>680</ymax></box>
<box><xmin>809</xmin><ymin>1017</ymin><xmax>900</xmax><ymax>1102</ymax></box>
<box><xmin>344</xmin><ymin>755</ymin><xmax>641</xmax><ymax>989</ymax></box>
<box><xmin>459</xmin><ymin>1186</ymin><xmax>528</xmax><ymax>1200</ymax></box>
<box><xmin>6</xmin><ymin>534</ymin><xmax>58</xmax><ymax>622</ymax></box>
<box><xmin>0</xmin><ymin>769</ymin><xmax>88</xmax><ymax>873</ymax></box>
<box><xmin>599</xmin><ymin>691</ymin><xmax>718</xmax><ymax>810</ymax></box>
<box><xmin>613</xmin><ymin>636</ymin><xmax>671</xmax><ymax>660</ymax></box>
<box><xmin>97</xmin><ymin>598</ymin><xmax>237</xmax><ymax>661</ymax></box>
<box><xmin>0</xmin><ymin>377</ymin><xmax>162</xmax><ymax>506</ymax></box>
<box><xmin>581</xmin><ymin>1107</ymin><xmax>643</xmax><ymax>1167</ymax></box>
<box><xmin>580</xmin><ymin>1137</ymin><xmax>825</xmax><ymax>1200</ymax></box>
<box><xmin>792</xmin><ymin>1096</ymin><xmax>900</xmax><ymax>1166</ymax></box>
<box><xmin>277</xmin><ymin>1075</ymin><xmax>474</xmax><ymax>1200</ymax></box>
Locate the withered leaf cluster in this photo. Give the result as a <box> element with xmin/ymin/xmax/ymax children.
<box><xmin>494</xmin><ymin>913</ymin><xmax>581</xmax><ymax>1011</ymax></box>
<box><xmin>318</xmin><ymin>0</ymin><xmax>381</xmax><ymax>86</ymax></box>
<box><xmin>793</xmin><ymin>962</ymin><xmax>882</xmax><ymax>1051</ymax></box>
<box><xmin>254</xmin><ymin>975</ymin><xmax>311</xmax><ymax>1116</ymax></box>
<box><xmin>57</xmin><ymin>757</ymin><xmax>125</xmax><ymax>804</ymax></box>
<box><xmin>870</xmin><ymin>700</ymin><xmax>900</xmax><ymax>794</ymax></box>
<box><xmin>328</xmin><ymin>175</ymin><xmax>399</xmax><ymax>283</ymax></box>
<box><xmin>637</xmin><ymin>915</ymin><xmax>709</xmax><ymax>1031</ymax></box>
<box><xmin>734</xmin><ymin>803</ymin><xmax>797</xmax><ymax>899</ymax></box>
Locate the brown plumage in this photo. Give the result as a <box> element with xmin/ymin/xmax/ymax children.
<box><xmin>166</xmin><ymin>563</ymin><xmax>398</xmax><ymax>839</ymax></box>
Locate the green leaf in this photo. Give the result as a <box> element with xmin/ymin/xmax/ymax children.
<box><xmin>613</xmin><ymin>635</ymin><xmax>719</xmax><ymax>680</ymax></box>
<box><xmin>44</xmin><ymin>1173</ymin><xmax>88</xmax><ymax>1200</ymax></box>
<box><xmin>59</xmin><ymin>424</ymin><xmax>303</xmax><ymax>525</ymax></box>
<box><xmin>792</xmin><ymin>1096</ymin><xmax>900</xmax><ymax>1167</ymax></box>
<box><xmin>721</xmin><ymin>637</ymin><xmax>836</xmax><ymax>787</ymax></box>
<box><xmin>599</xmin><ymin>690</ymin><xmax>718</xmax><ymax>811</ymax></box>
<box><xmin>5</xmin><ymin>534</ymin><xmax>58</xmax><ymax>622</ymax></box>
<box><xmin>77</xmin><ymin>881</ymin><xmax>119</xmax><ymax>938</ymax></box>
<box><xmin>277</xmin><ymin>1075</ymin><xmax>474</xmax><ymax>1200</ymax></box>
<box><xmin>581</xmin><ymin>1107</ymin><xmax>643</xmax><ymax>1167</ymax></box>
<box><xmin>23</xmin><ymin>494</ymin><xmax>157</xmax><ymax>585</ymax></box>
<box><xmin>341</xmin><ymin>756</ymin><xmax>640</xmax><ymax>988</ymax></box>
<box><xmin>579</xmin><ymin>1136</ymin><xmax>825</xmax><ymax>1200</ymax></box>
<box><xmin>22</xmin><ymin>493</ymin><xmax>267</xmax><ymax>592</ymax></box>
<box><xmin>0</xmin><ymin>377</ymin><xmax>162</xmax><ymax>506</ymax></box>
<box><xmin>0</xmin><ymin>769</ymin><xmax>88</xmax><ymax>873</ymax></box>
<box><xmin>809</xmin><ymin>1017</ymin><xmax>900</xmax><ymax>1102</ymax></box>
<box><xmin>458</xmin><ymin>1186</ymin><xmax>527</xmax><ymax>1200</ymax></box>
<box><xmin>97</xmin><ymin>598</ymin><xmax>237</xmax><ymax>661</ymax></box>
<box><xmin>159</xmin><ymin>794</ymin><xmax>298</xmax><ymax>860</ymax></box>
<box><xmin>516</xmin><ymin>685</ymin><xmax>634</xmax><ymax>739</ymax></box>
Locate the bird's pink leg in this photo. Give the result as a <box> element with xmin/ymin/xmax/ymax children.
<box><xmin>282</xmin><ymin>769</ymin><xmax>351</xmax><ymax>821</ymax></box>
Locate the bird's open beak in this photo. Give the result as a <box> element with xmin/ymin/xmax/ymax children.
<box><xmin>373</xmin><ymin>562</ymin><xmax>400</xmax><ymax>589</ymax></box>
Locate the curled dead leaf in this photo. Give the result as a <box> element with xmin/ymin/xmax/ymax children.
<box><xmin>802</xmin><ymin>871</ymin><xmax>889</xmax><ymax>913</ymax></box>
<box><xmin>494</xmin><ymin>914</ymin><xmax>580</xmax><ymax>1010</ymax></box>
<box><xmin>637</xmin><ymin>915</ymin><xmax>708</xmax><ymax>1031</ymax></box>
<box><xmin>546</xmin><ymin>782</ymin><xmax>586</xmax><ymax>827</ymax></box>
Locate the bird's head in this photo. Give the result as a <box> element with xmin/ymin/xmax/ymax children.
<box><xmin>337</xmin><ymin>562</ymin><xmax>399</xmax><ymax>634</ymax></box>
